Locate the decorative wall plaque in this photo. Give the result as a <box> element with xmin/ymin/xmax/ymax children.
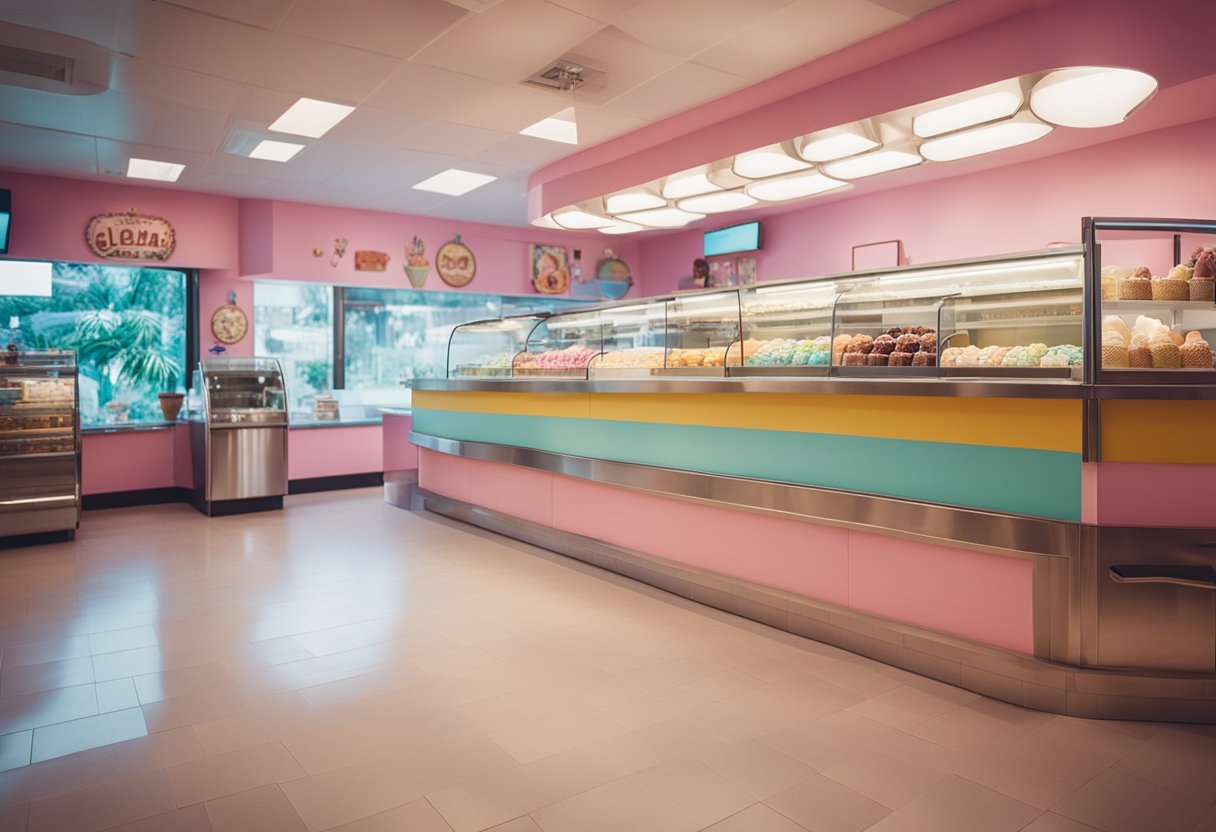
<box><xmin>86</xmin><ymin>210</ymin><xmax>176</xmax><ymax>261</ymax></box>
<box><xmin>436</xmin><ymin>235</ymin><xmax>476</xmax><ymax>287</ymax></box>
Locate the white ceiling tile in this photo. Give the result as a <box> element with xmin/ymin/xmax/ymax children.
<box><xmin>110</xmin><ymin>55</ymin><xmax>244</xmax><ymax>113</ymax></box>
<box><xmin>439</xmin><ymin>84</ymin><xmax>574</xmax><ymax>133</ymax></box>
<box><xmin>323</xmin><ymin>107</ymin><xmax>422</xmax><ymax>148</ymax></box>
<box><xmin>0</xmin><ymin>0</ymin><xmax>122</xmax><ymax>49</ymax></box>
<box><xmin>361</xmin><ymin>63</ymin><xmax>492</xmax><ymax>118</ymax></box>
<box><xmin>869</xmin><ymin>0</ymin><xmax>956</xmax><ymax>15</ymax></box>
<box><xmin>188</xmin><ymin>171</ymin><xmax>274</xmax><ymax>198</ymax></box>
<box><xmin>600</xmin><ymin>62</ymin><xmax>748</xmax><ymax>122</ymax></box>
<box><xmin>0</xmin><ymin>122</ymin><xmax>97</xmax><ymax>175</ymax></box>
<box><xmin>562</xmin><ymin>27</ymin><xmax>684</xmax><ymax>106</ymax></box>
<box><xmin>244</xmin><ymin>32</ymin><xmax>403</xmax><ymax>102</ymax></box>
<box><xmin>115</xmin><ymin>0</ymin><xmax>269</xmax><ymax>82</ymax></box>
<box><xmin>412</xmin><ymin>0</ymin><xmax>605</xmax><ymax>82</ymax></box>
<box><xmin>228</xmin><ymin>86</ymin><xmax>302</xmax><ymax>126</ymax></box>
<box><xmin>543</xmin><ymin>0</ymin><xmax>648</xmax><ymax>23</ymax></box>
<box><xmin>156</xmin><ymin>0</ymin><xmax>295</xmax><ymax>30</ymax></box>
<box><xmin>397</xmin><ymin>121</ymin><xmax>510</xmax><ymax>156</ymax></box>
<box><xmin>567</xmin><ymin>106</ymin><xmax>648</xmax><ymax>145</ymax></box>
<box><xmin>612</xmin><ymin>0</ymin><xmax>800</xmax><ymax>57</ymax></box>
<box><xmin>473</xmin><ymin>135</ymin><xmax>576</xmax><ymax>168</ymax></box>
<box><xmin>204</xmin><ymin>142</ymin><xmax>368</xmax><ymax>185</ymax></box>
<box><xmin>318</xmin><ymin>149</ymin><xmax>467</xmax><ymax>196</ymax></box>
<box><xmin>94</xmin><ymin>138</ymin><xmax>213</xmax><ymax>180</ymax></box>
<box><xmin>694</xmin><ymin>0</ymin><xmax>907</xmax><ymax>82</ymax></box>
<box><xmin>277</xmin><ymin>0</ymin><xmax>468</xmax><ymax>59</ymax></box>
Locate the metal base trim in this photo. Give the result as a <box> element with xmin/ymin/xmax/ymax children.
<box><xmin>418</xmin><ymin>491</ymin><xmax>1216</xmax><ymax>724</ymax></box>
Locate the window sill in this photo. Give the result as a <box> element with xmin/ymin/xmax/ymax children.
<box><xmin>82</xmin><ymin>420</ymin><xmax>179</xmax><ymax>435</ymax></box>
<box><xmin>289</xmin><ymin>417</ymin><xmax>383</xmax><ymax>430</ymax></box>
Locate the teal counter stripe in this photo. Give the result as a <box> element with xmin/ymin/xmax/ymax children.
<box><xmin>414</xmin><ymin>408</ymin><xmax>1081</xmax><ymax>522</ymax></box>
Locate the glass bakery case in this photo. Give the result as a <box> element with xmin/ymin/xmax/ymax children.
<box><xmin>195</xmin><ymin>357</ymin><xmax>288</xmax><ymax>425</ymax></box>
<box><xmin>514</xmin><ymin>308</ymin><xmax>603</xmax><ymax>377</ymax></box>
<box><xmin>589</xmin><ymin>301</ymin><xmax>667</xmax><ymax>375</ymax></box>
<box><xmin>447</xmin><ymin>314</ymin><xmax>546</xmax><ymax>378</ymax></box>
<box><xmin>738</xmin><ymin>280</ymin><xmax>839</xmax><ymax>376</ymax></box>
<box><xmin>0</xmin><ymin>349</ymin><xmax>80</xmax><ymax>540</ymax></box>
<box><xmin>1087</xmin><ymin>217</ymin><xmax>1216</xmax><ymax>383</ymax></box>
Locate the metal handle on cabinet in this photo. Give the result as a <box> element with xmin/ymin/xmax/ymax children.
<box><xmin>1109</xmin><ymin>564</ymin><xmax>1216</xmax><ymax>590</ymax></box>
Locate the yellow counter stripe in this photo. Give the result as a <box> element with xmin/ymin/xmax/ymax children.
<box><xmin>413</xmin><ymin>389</ymin><xmax>1081</xmax><ymax>453</ymax></box>
<box><xmin>1101</xmin><ymin>400</ymin><xmax>1216</xmax><ymax>464</ymax></box>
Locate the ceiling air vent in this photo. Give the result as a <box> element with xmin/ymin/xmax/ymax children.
<box><xmin>524</xmin><ymin>60</ymin><xmax>602</xmax><ymax>92</ymax></box>
<box><xmin>0</xmin><ymin>44</ymin><xmax>72</xmax><ymax>84</ymax></box>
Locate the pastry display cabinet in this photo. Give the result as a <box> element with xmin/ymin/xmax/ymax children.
<box><xmin>0</xmin><ymin>350</ymin><xmax>80</xmax><ymax>540</ymax></box>
<box><xmin>446</xmin><ymin>314</ymin><xmax>547</xmax><ymax>378</ymax></box>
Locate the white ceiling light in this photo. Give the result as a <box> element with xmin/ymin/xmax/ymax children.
<box><xmin>919</xmin><ymin>112</ymin><xmax>1053</xmax><ymax>162</ymax></box>
<box><xmin>604</xmin><ymin>190</ymin><xmax>666</xmax><ymax>214</ymax></box>
<box><xmin>598</xmin><ymin>219</ymin><xmax>644</xmax><ymax>235</ymax></box>
<box><xmin>552</xmin><ymin>207</ymin><xmax>614</xmax><ymax>230</ymax></box>
<box><xmin>676</xmin><ymin>190</ymin><xmax>758</xmax><ymax>214</ymax></box>
<box><xmin>1030</xmin><ymin>66</ymin><xmax>1157</xmax><ymax>128</ymax></box>
<box><xmin>662</xmin><ymin>169</ymin><xmax>721</xmax><ymax>200</ymax></box>
<box><xmin>732</xmin><ymin>144</ymin><xmax>811</xmax><ymax>178</ymax></box>
<box><xmin>269</xmin><ymin>97</ymin><xmax>356</xmax><ymax>138</ymax></box>
<box><xmin>126</xmin><ymin>158</ymin><xmax>184</xmax><ymax>182</ymax></box>
<box><xmin>530</xmin><ymin>213</ymin><xmax>563</xmax><ymax>229</ymax></box>
<box><xmin>912</xmin><ymin>90</ymin><xmax>1022</xmax><ymax>137</ymax></box>
<box><xmin>745</xmin><ymin>170</ymin><xmax>850</xmax><ymax>202</ymax></box>
<box><xmin>248</xmin><ymin>140</ymin><xmax>305</xmax><ymax>162</ymax></box>
<box><xmin>615</xmin><ymin>207</ymin><xmax>705</xmax><ymax>228</ymax></box>
<box><xmin>519</xmin><ymin>107</ymin><xmax>578</xmax><ymax>144</ymax></box>
<box><xmin>822</xmin><ymin>149</ymin><xmax>922</xmax><ymax>180</ymax></box>
<box><xmin>412</xmin><ymin>169</ymin><xmax>497</xmax><ymax>196</ymax></box>
<box><xmin>798</xmin><ymin>131</ymin><xmax>880</xmax><ymax>163</ymax></box>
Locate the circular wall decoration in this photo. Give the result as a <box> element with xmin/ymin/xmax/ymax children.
<box><xmin>595</xmin><ymin>256</ymin><xmax>633</xmax><ymax>299</ymax></box>
<box><xmin>436</xmin><ymin>236</ymin><xmax>476</xmax><ymax>287</ymax></box>
<box><xmin>210</xmin><ymin>304</ymin><xmax>249</xmax><ymax>344</ymax></box>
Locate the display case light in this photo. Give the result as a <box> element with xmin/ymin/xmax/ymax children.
<box><xmin>661</xmin><ymin>168</ymin><xmax>722</xmax><ymax>200</ymax></box>
<box><xmin>551</xmin><ymin>207</ymin><xmax>615</xmax><ymax>230</ymax></box>
<box><xmin>614</xmin><ymin>207</ymin><xmax>705</xmax><ymax>228</ymax></box>
<box><xmin>676</xmin><ymin>190</ymin><xmax>757</xmax><ymax>214</ymax></box>
<box><xmin>1030</xmin><ymin>66</ymin><xmax>1157</xmax><ymax>128</ymax></box>
<box><xmin>604</xmin><ymin>190</ymin><xmax>666</xmax><ymax>214</ymax></box>
<box><xmin>822</xmin><ymin>149</ymin><xmax>921</xmax><ymax>180</ymax></box>
<box><xmin>919</xmin><ymin>112</ymin><xmax>1052</xmax><ymax>162</ymax></box>
<box><xmin>732</xmin><ymin>144</ymin><xmax>811</xmax><ymax>179</ymax></box>
<box><xmin>745</xmin><ymin>170</ymin><xmax>850</xmax><ymax>202</ymax></box>
<box><xmin>912</xmin><ymin>89</ymin><xmax>1023</xmax><ymax>138</ymax></box>
<box><xmin>797</xmin><ymin>130</ymin><xmax>880</xmax><ymax>163</ymax></box>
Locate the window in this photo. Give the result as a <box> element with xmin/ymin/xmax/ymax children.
<box><xmin>253</xmin><ymin>282</ymin><xmax>332</xmax><ymax>419</ymax></box>
<box><xmin>0</xmin><ymin>262</ymin><xmax>187</xmax><ymax>425</ymax></box>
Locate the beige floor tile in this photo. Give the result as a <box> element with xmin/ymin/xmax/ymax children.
<box><xmin>101</xmin><ymin>804</ymin><xmax>213</xmax><ymax>832</ymax></box>
<box><xmin>487</xmin><ymin>706</ymin><xmax>630</xmax><ymax>764</ymax></box>
<box><xmin>387</xmin><ymin>697</ymin><xmax>528</xmax><ymax>745</ymax></box>
<box><xmin>696</xmin><ymin>738</ymin><xmax>817</xmax><ymax>800</ymax></box>
<box><xmin>765</xmin><ymin>773</ymin><xmax>891</xmax><ymax>832</ymax></box>
<box><xmin>133</xmin><ymin>663</ymin><xmax>234</xmax><ymax>705</ymax></box>
<box><xmin>95</xmin><ymin>679</ymin><xmax>140</xmax><ymax>713</ymax></box>
<box><xmin>575</xmin><ymin>719</ymin><xmax>724</xmax><ymax>781</ymax></box>
<box><xmin>322</xmin><ymin>797</ymin><xmax>455</xmax><ymax>831</ymax></box>
<box><xmin>88</xmin><ymin>626</ymin><xmax>160</xmax><ymax>656</ymax></box>
<box><xmin>0</xmin><ymin>682</ymin><xmax>98</xmax><ymax>734</ymax></box>
<box><xmin>757</xmin><ymin>713</ymin><xmax>892</xmax><ymax>773</ymax></box>
<box><xmin>0</xmin><ymin>731</ymin><xmax>31</xmax><ymax>773</ymax></box>
<box><xmin>0</xmin><ymin>804</ymin><xmax>28</xmax><ymax>832</ymax></box>
<box><xmin>600</xmin><ymin>687</ymin><xmax>710</xmax><ymax>730</ymax></box>
<box><xmin>1020</xmin><ymin>813</ymin><xmax>1103</xmax><ymax>832</ymax></box>
<box><xmin>531</xmin><ymin>758</ymin><xmax>753</xmax><ymax>832</ymax></box>
<box><xmin>1053</xmin><ymin>769</ymin><xmax>1211</xmax><ymax>832</ymax></box>
<box><xmin>1194</xmin><ymin>804</ymin><xmax>1216</xmax><ymax>832</ymax></box>
<box><xmin>822</xmin><ymin>750</ymin><xmax>952</xmax><ymax>809</ymax></box>
<box><xmin>140</xmin><ymin>682</ymin><xmax>254</xmax><ymax>734</ymax></box>
<box><xmin>30</xmin><ymin>706</ymin><xmax>148</xmax><ymax>763</ymax></box>
<box><xmin>615</xmin><ymin>656</ymin><xmax>722</xmax><ymax>693</ymax></box>
<box><xmin>483</xmin><ymin>818</ymin><xmax>542</xmax><ymax>832</ymax></box>
<box><xmin>282</xmin><ymin>717</ymin><xmax>406</xmax><ymax>776</ymax></box>
<box><xmin>0</xmin><ymin>656</ymin><xmax>96</xmax><ymax>698</ymax></box>
<box><xmin>1112</xmin><ymin>725</ymin><xmax>1216</xmax><ymax>802</ymax></box>
<box><xmin>0</xmin><ymin>636</ymin><xmax>91</xmax><ymax>669</ymax></box>
<box><xmin>676</xmin><ymin>669</ymin><xmax>765</xmax><ymax>702</ymax></box>
<box><xmin>844</xmin><ymin>685</ymin><xmax>965</xmax><ymax>730</ymax></box>
<box><xmin>863</xmin><ymin>775</ymin><xmax>1042</xmax><ymax>832</ymax></box>
<box><xmin>205</xmin><ymin>783</ymin><xmax>308</xmax><ymax>832</ymax></box>
<box><xmin>27</xmin><ymin>769</ymin><xmax>176</xmax><ymax>832</ymax></box>
<box><xmin>702</xmin><ymin>803</ymin><xmax>810</xmax><ymax>832</ymax></box>
<box><xmin>165</xmin><ymin>741</ymin><xmax>306</xmax><ymax>806</ymax></box>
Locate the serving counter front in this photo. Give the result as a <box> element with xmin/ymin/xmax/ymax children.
<box><xmin>398</xmin><ymin>220</ymin><xmax>1216</xmax><ymax>723</ymax></box>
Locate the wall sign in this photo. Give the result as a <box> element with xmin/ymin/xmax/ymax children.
<box><xmin>531</xmin><ymin>244</ymin><xmax>569</xmax><ymax>294</ymax></box>
<box><xmin>86</xmin><ymin>210</ymin><xmax>176</xmax><ymax>261</ymax></box>
<box><xmin>436</xmin><ymin>235</ymin><xmax>476</xmax><ymax>287</ymax></box>
<box><xmin>354</xmin><ymin>250</ymin><xmax>389</xmax><ymax>271</ymax></box>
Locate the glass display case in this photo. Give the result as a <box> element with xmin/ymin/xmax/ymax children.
<box><xmin>1086</xmin><ymin>218</ymin><xmax>1216</xmax><ymax>383</ymax></box>
<box><xmin>664</xmin><ymin>290</ymin><xmax>743</xmax><ymax>373</ymax></box>
<box><xmin>737</xmin><ymin>280</ymin><xmax>839</xmax><ymax>376</ymax></box>
<box><xmin>447</xmin><ymin>315</ymin><xmax>547</xmax><ymax>378</ymax></box>
<box><xmin>514</xmin><ymin>308</ymin><xmax>603</xmax><ymax>377</ymax></box>
<box><xmin>195</xmin><ymin>357</ymin><xmax>288</xmax><ymax>425</ymax></box>
<box><xmin>588</xmin><ymin>302</ymin><xmax>667</xmax><ymax>375</ymax></box>
<box><xmin>0</xmin><ymin>349</ymin><xmax>80</xmax><ymax>539</ymax></box>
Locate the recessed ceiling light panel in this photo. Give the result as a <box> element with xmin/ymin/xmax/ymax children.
<box><xmin>269</xmin><ymin>97</ymin><xmax>355</xmax><ymax>138</ymax></box>
<box><xmin>676</xmin><ymin>190</ymin><xmax>757</xmax><ymax>214</ymax></box>
<box><xmin>615</xmin><ymin>207</ymin><xmax>705</xmax><ymax>228</ymax></box>
<box><xmin>919</xmin><ymin>112</ymin><xmax>1052</xmax><ymax>162</ymax></box>
<box><xmin>822</xmin><ymin>149</ymin><xmax>922</xmax><ymax>180</ymax></box>
<box><xmin>412</xmin><ymin>169</ymin><xmax>497</xmax><ymax>196</ymax></box>
<box><xmin>1030</xmin><ymin>66</ymin><xmax>1157</xmax><ymax>128</ymax></box>
<box><xmin>520</xmin><ymin>114</ymin><xmax>578</xmax><ymax>145</ymax></box>
<box><xmin>248</xmin><ymin>140</ymin><xmax>305</xmax><ymax>162</ymax></box>
<box><xmin>913</xmin><ymin>90</ymin><xmax>1022</xmax><ymax>137</ymax></box>
<box><xmin>732</xmin><ymin>144</ymin><xmax>811</xmax><ymax>178</ymax></box>
<box><xmin>126</xmin><ymin>158</ymin><xmax>184</xmax><ymax>182</ymax></box>
<box><xmin>745</xmin><ymin>171</ymin><xmax>850</xmax><ymax>202</ymax></box>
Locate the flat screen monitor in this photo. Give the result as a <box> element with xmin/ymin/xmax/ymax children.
<box><xmin>704</xmin><ymin>221</ymin><xmax>760</xmax><ymax>257</ymax></box>
<box><xmin>0</xmin><ymin>189</ymin><xmax>9</xmax><ymax>255</ymax></box>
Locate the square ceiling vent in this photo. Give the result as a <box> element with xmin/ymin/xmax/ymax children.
<box><xmin>524</xmin><ymin>60</ymin><xmax>604</xmax><ymax>92</ymax></box>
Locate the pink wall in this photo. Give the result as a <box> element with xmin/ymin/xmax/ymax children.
<box><xmin>82</xmin><ymin>430</ymin><xmax>178</xmax><ymax>494</ymax></box>
<box><xmin>241</xmin><ymin>199</ymin><xmax>643</xmax><ymax>297</ymax></box>
<box><xmin>418</xmin><ymin>448</ymin><xmax>1035</xmax><ymax>653</ymax></box>
<box><xmin>639</xmin><ymin>118</ymin><xmax>1216</xmax><ymax>291</ymax></box>
<box><xmin>381</xmin><ymin>412</ymin><xmax>417</xmax><ymax>473</ymax></box>
<box><xmin>287</xmin><ymin>425</ymin><xmax>382</xmax><ymax>481</ymax></box>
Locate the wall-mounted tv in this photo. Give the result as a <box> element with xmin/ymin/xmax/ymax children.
<box><xmin>0</xmin><ymin>189</ymin><xmax>10</xmax><ymax>255</ymax></box>
<box><xmin>704</xmin><ymin>221</ymin><xmax>760</xmax><ymax>257</ymax></box>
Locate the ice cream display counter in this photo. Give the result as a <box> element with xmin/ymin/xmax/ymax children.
<box><xmin>405</xmin><ymin>218</ymin><xmax>1216</xmax><ymax>723</ymax></box>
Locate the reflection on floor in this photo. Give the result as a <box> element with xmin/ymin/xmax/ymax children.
<box><xmin>0</xmin><ymin>488</ymin><xmax>1213</xmax><ymax>832</ymax></box>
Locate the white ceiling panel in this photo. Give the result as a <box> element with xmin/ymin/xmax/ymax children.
<box><xmin>0</xmin><ymin>122</ymin><xmax>97</xmax><ymax>175</ymax></box>
<box><xmin>473</xmin><ymin>135</ymin><xmax>577</xmax><ymax>168</ymax></box>
<box><xmin>115</xmin><ymin>0</ymin><xmax>269</xmax><ymax>82</ymax></box>
<box><xmin>156</xmin><ymin>0</ymin><xmax>295</xmax><ymax>31</ymax></box>
<box><xmin>544</xmin><ymin>0</ymin><xmax>649</xmax><ymax>22</ymax></box>
<box><xmin>319</xmin><ymin>149</ymin><xmax>470</xmax><ymax>196</ymax></box>
<box><xmin>244</xmin><ymin>33</ymin><xmax>403</xmax><ymax>102</ymax></box>
<box><xmin>188</xmin><ymin>171</ymin><xmax>274</xmax><ymax>198</ymax></box>
<box><xmin>600</xmin><ymin>62</ymin><xmax>747</xmax><ymax>122</ymax></box>
<box><xmin>567</xmin><ymin>106</ymin><xmax>649</xmax><ymax>145</ymax></box>
<box><xmin>563</xmin><ymin>27</ymin><xmax>684</xmax><ymax>106</ymax></box>
<box><xmin>0</xmin><ymin>0</ymin><xmax>122</xmax><ymax>50</ymax></box>
<box><xmin>439</xmin><ymin>84</ymin><xmax>574</xmax><ymax>133</ymax></box>
<box><xmin>694</xmin><ymin>0</ymin><xmax>908</xmax><ymax>82</ymax></box>
<box><xmin>94</xmin><ymin>138</ymin><xmax>213</xmax><ymax>181</ymax></box>
<box><xmin>323</xmin><ymin>107</ymin><xmax>422</xmax><ymax>149</ymax></box>
<box><xmin>397</xmin><ymin>121</ymin><xmax>510</xmax><ymax>157</ymax></box>
<box><xmin>276</xmin><ymin>0</ymin><xmax>469</xmax><ymax>60</ymax></box>
<box><xmin>412</xmin><ymin>0</ymin><xmax>605</xmax><ymax>82</ymax></box>
<box><xmin>204</xmin><ymin>142</ymin><xmax>368</xmax><ymax>185</ymax></box>
<box><xmin>110</xmin><ymin>55</ymin><xmax>243</xmax><ymax>113</ymax></box>
<box><xmin>362</xmin><ymin>63</ymin><xmax>492</xmax><ymax>119</ymax></box>
<box><xmin>612</xmin><ymin>0</ymin><xmax>800</xmax><ymax>57</ymax></box>
<box><xmin>228</xmin><ymin>86</ymin><xmax>303</xmax><ymax>127</ymax></box>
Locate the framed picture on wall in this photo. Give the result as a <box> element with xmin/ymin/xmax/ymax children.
<box><xmin>531</xmin><ymin>245</ymin><xmax>570</xmax><ymax>294</ymax></box>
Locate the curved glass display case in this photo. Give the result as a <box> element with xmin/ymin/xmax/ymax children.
<box><xmin>446</xmin><ymin>315</ymin><xmax>546</xmax><ymax>378</ymax></box>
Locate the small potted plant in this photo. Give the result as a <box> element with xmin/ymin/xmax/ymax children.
<box><xmin>158</xmin><ymin>390</ymin><xmax>184</xmax><ymax>421</ymax></box>
<box><xmin>405</xmin><ymin>236</ymin><xmax>429</xmax><ymax>288</ymax></box>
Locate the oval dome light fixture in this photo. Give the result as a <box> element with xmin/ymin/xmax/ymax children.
<box><xmin>615</xmin><ymin>206</ymin><xmax>705</xmax><ymax>228</ymax></box>
<box><xmin>732</xmin><ymin>144</ymin><xmax>811</xmax><ymax>179</ymax></box>
<box><xmin>822</xmin><ymin>149</ymin><xmax>922</xmax><ymax>180</ymax></box>
<box><xmin>913</xmin><ymin>89</ymin><xmax>1023</xmax><ymax>138</ymax></box>
<box><xmin>530</xmin><ymin>213</ymin><xmax>563</xmax><ymax>229</ymax></box>
<box><xmin>598</xmin><ymin>219</ymin><xmax>644</xmax><ymax>235</ymax></box>
<box><xmin>676</xmin><ymin>190</ymin><xmax>758</xmax><ymax>214</ymax></box>
<box><xmin>552</xmin><ymin>207</ymin><xmax>614</xmax><ymax>230</ymax></box>
<box><xmin>661</xmin><ymin>168</ymin><xmax>722</xmax><ymax>200</ymax></box>
<box><xmin>919</xmin><ymin>112</ymin><xmax>1053</xmax><ymax>162</ymax></box>
<box><xmin>604</xmin><ymin>190</ymin><xmax>666</xmax><ymax>214</ymax></box>
<box><xmin>797</xmin><ymin>130</ymin><xmax>879</xmax><ymax>163</ymax></box>
<box><xmin>745</xmin><ymin>170</ymin><xmax>850</xmax><ymax>202</ymax></box>
<box><xmin>1030</xmin><ymin>66</ymin><xmax>1157</xmax><ymax>128</ymax></box>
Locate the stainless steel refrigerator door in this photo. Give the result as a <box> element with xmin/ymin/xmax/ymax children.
<box><xmin>206</xmin><ymin>426</ymin><xmax>288</xmax><ymax>501</ymax></box>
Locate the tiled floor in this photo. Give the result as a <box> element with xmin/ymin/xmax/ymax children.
<box><xmin>0</xmin><ymin>489</ymin><xmax>1213</xmax><ymax>832</ymax></box>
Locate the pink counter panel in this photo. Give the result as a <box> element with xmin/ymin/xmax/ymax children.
<box><xmin>418</xmin><ymin>447</ymin><xmax>1035</xmax><ymax>654</ymax></box>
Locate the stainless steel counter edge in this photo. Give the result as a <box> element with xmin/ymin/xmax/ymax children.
<box><xmin>412</xmin><ymin>378</ymin><xmax>1216</xmax><ymax>400</ymax></box>
<box><xmin>409</xmin><ymin>430</ymin><xmax>1077</xmax><ymax>560</ymax></box>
